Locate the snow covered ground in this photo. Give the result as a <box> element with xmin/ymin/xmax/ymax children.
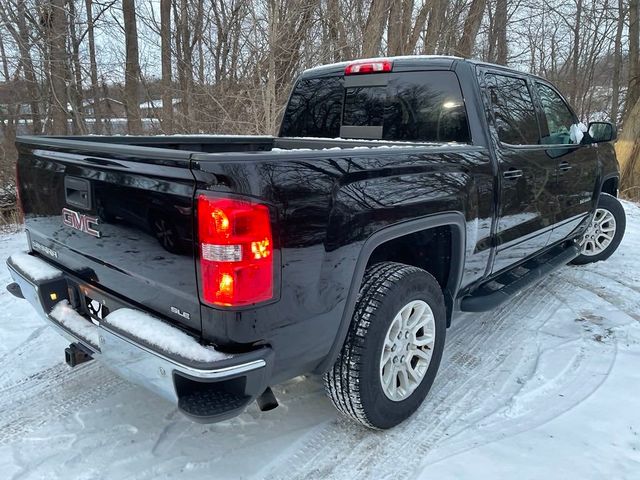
<box><xmin>1</xmin><ymin>203</ymin><xmax>639</xmax><ymax>479</ymax></box>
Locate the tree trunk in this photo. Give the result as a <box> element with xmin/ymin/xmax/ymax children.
<box><xmin>48</xmin><ymin>0</ymin><xmax>69</xmax><ymax>135</ymax></box>
<box><xmin>178</xmin><ymin>0</ymin><xmax>193</xmax><ymax>130</ymax></box>
<box><xmin>327</xmin><ymin>0</ymin><xmax>349</xmax><ymax>61</ymax></box>
<box><xmin>493</xmin><ymin>0</ymin><xmax>508</xmax><ymax>64</ymax></box>
<box><xmin>0</xmin><ymin>32</ymin><xmax>18</xmax><ymax>175</ymax></box>
<box><xmin>610</xmin><ymin>0</ymin><xmax>624</xmax><ymax>125</ymax></box>
<box><xmin>362</xmin><ymin>0</ymin><xmax>389</xmax><ymax>57</ymax></box>
<box><xmin>160</xmin><ymin>0</ymin><xmax>173</xmax><ymax>133</ymax></box>
<box><xmin>387</xmin><ymin>0</ymin><xmax>406</xmax><ymax>56</ymax></box>
<box><xmin>569</xmin><ymin>0</ymin><xmax>583</xmax><ymax>106</ymax></box>
<box><xmin>616</xmin><ymin>97</ymin><xmax>640</xmax><ymax>193</ymax></box>
<box><xmin>627</xmin><ymin>0</ymin><xmax>640</xmax><ymax>120</ymax></box>
<box><xmin>85</xmin><ymin>0</ymin><xmax>103</xmax><ymax>134</ymax></box>
<box><xmin>406</xmin><ymin>2</ymin><xmax>430</xmax><ymax>54</ymax></box>
<box><xmin>67</xmin><ymin>0</ymin><xmax>87</xmax><ymax>134</ymax></box>
<box><xmin>11</xmin><ymin>0</ymin><xmax>43</xmax><ymax>133</ymax></box>
<box><xmin>123</xmin><ymin>0</ymin><xmax>143</xmax><ymax>134</ymax></box>
<box><xmin>456</xmin><ymin>0</ymin><xmax>487</xmax><ymax>57</ymax></box>
<box><xmin>424</xmin><ymin>0</ymin><xmax>445</xmax><ymax>54</ymax></box>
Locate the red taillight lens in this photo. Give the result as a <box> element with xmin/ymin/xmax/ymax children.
<box><xmin>197</xmin><ymin>194</ymin><xmax>274</xmax><ymax>307</ymax></box>
<box><xmin>345</xmin><ymin>60</ymin><xmax>393</xmax><ymax>75</ymax></box>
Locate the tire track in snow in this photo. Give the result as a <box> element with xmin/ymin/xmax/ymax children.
<box><xmin>410</xmin><ymin>276</ymin><xmax>621</xmax><ymax>474</ymax></box>
<box><xmin>262</xmin><ymin>278</ymin><xmax>573</xmax><ymax>480</ymax></box>
<box><xmin>561</xmin><ymin>273</ymin><xmax>640</xmax><ymax>321</ymax></box>
<box><xmin>0</xmin><ymin>361</ymin><xmax>128</xmax><ymax>446</ymax></box>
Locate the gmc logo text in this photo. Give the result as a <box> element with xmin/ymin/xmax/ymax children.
<box><xmin>62</xmin><ymin>208</ymin><xmax>101</xmax><ymax>238</ymax></box>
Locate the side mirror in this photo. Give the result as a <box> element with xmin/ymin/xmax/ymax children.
<box><xmin>587</xmin><ymin>121</ymin><xmax>617</xmax><ymax>143</ymax></box>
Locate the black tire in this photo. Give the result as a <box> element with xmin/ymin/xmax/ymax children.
<box><xmin>571</xmin><ymin>193</ymin><xmax>626</xmax><ymax>265</ymax></box>
<box><xmin>323</xmin><ymin>262</ymin><xmax>446</xmax><ymax>429</ymax></box>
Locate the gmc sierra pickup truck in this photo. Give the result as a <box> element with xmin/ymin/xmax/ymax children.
<box><xmin>6</xmin><ymin>56</ymin><xmax>625</xmax><ymax>429</ymax></box>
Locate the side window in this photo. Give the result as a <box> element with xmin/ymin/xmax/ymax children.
<box><xmin>535</xmin><ymin>83</ymin><xmax>576</xmax><ymax>145</ymax></box>
<box><xmin>484</xmin><ymin>73</ymin><xmax>540</xmax><ymax>145</ymax></box>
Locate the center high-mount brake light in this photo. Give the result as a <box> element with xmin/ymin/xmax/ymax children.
<box><xmin>197</xmin><ymin>194</ymin><xmax>274</xmax><ymax>307</ymax></box>
<box><xmin>345</xmin><ymin>60</ymin><xmax>393</xmax><ymax>76</ymax></box>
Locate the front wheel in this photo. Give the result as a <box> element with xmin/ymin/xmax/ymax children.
<box><xmin>324</xmin><ymin>262</ymin><xmax>446</xmax><ymax>429</ymax></box>
<box><xmin>572</xmin><ymin>193</ymin><xmax>626</xmax><ymax>265</ymax></box>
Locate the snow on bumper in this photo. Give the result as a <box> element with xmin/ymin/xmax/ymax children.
<box><xmin>6</xmin><ymin>252</ymin><xmax>271</xmax><ymax>416</ymax></box>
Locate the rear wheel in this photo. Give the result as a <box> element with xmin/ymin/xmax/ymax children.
<box><xmin>324</xmin><ymin>262</ymin><xmax>446</xmax><ymax>429</ymax></box>
<box><xmin>572</xmin><ymin>193</ymin><xmax>626</xmax><ymax>265</ymax></box>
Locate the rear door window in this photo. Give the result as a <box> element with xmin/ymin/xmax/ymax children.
<box><xmin>484</xmin><ymin>73</ymin><xmax>540</xmax><ymax>145</ymax></box>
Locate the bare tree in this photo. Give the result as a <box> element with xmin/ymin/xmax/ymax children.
<box><xmin>617</xmin><ymin>97</ymin><xmax>640</xmax><ymax>193</ymax></box>
<box><xmin>0</xmin><ymin>0</ymin><xmax>43</xmax><ymax>134</ymax></box>
<box><xmin>85</xmin><ymin>0</ymin><xmax>103</xmax><ymax>134</ymax></box>
<box><xmin>45</xmin><ymin>0</ymin><xmax>70</xmax><ymax>135</ymax></box>
<box><xmin>457</xmin><ymin>0</ymin><xmax>487</xmax><ymax>57</ymax></box>
<box><xmin>628</xmin><ymin>0</ymin><xmax>640</xmax><ymax>120</ymax></box>
<box><xmin>160</xmin><ymin>0</ymin><xmax>173</xmax><ymax>133</ymax></box>
<box><xmin>123</xmin><ymin>0</ymin><xmax>142</xmax><ymax>134</ymax></box>
<box><xmin>490</xmin><ymin>0</ymin><xmax>508</xmax><ymax>64</ymax></box>
<box><xmin>610</xmin><ymin>0</ymin><xmax>624</xmax><ymax>125</ymax></box>
<box><xmin>67</xmin><ymin>0</ymin><xmax>87</xmax><ymax>134</ymax></box>
<box><xmin>362</xmin><ymin>0</ymin><xmax>389</xmax><ymax>57</ymax></box>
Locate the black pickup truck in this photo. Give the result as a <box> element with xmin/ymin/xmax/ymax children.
<box><xmin>6</xmin><ymin>56</ymin><xmax>625</xmax><ymax>429</ymax></box>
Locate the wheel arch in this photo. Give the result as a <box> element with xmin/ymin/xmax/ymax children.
<box><xmin>316</xmin><ymin>212</ymin><xmax>466</xmax><ymax>373</ymax></box>
<box><xmin>600</xmin><ymin>175</ymin><xmax>619</xmax><ymax>197</ymax></box>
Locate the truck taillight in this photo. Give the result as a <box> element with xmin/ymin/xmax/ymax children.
<box><xmin>197</xmin><ymin>194</ymin><xmax>274</xmax><ymax>307</ymax></box>
<box><xmin>345</xmin><ymin>59</ymin><xmax>393</xmax><ymax>75</ymax></box>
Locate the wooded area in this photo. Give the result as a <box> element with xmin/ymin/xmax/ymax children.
<box><xmin>0</xmin><ymin>0</ymin><xmax>639</xmax><ymax>206</ymax></box>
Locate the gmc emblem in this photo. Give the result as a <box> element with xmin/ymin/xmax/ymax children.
<box><xmin>62</xmin><ymin>208</ymin><xmax>101</xmax><ymax>238</ymax></box>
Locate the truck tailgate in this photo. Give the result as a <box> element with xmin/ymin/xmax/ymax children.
<box><xmin>16</xmin><ymin>138</ymin><xmax>201</xmax><ymax>332</ymax></box>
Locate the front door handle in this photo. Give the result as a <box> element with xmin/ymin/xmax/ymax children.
<box><xmin>503</xmin><ymin>168</ymin><xmax>523</xmax><ymax>180</ymax></box>
<box><xmin>559</xmin><ymin>161</ymin><xmax>572</xmax><ymax>172</ymax></box>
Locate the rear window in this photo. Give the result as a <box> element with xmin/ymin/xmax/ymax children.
<box><xmin>279</xmin><ymin>77</ymin><xmax>343</xmax><ymax>138</ymax></box>
<box><xmin>280</xmin><ymin>71</ymin><xmax>471</xmax><ymax>143</ymax></box>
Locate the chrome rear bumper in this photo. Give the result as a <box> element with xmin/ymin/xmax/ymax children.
<box><xmin>6</xmin><ymin>252</ymin><xmax>273</xmax><ymax>422</ymax></box>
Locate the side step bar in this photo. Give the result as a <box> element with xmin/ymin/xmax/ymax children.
<box><xmin>460</xmin><ymin>244</ymin><xmax>580</xmax><ymax>312</ymax></box>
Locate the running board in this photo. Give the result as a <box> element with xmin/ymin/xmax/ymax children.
<box><xmin>460</xmin><ymin>244</ymin><xmax>580</xmax><ymax>312</ymax></box>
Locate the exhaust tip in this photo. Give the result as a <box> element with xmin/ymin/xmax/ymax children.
<box><xmin>256</xmin><ymin>387</ymin><xmax>278</xmax><ymax>412</ymax></box>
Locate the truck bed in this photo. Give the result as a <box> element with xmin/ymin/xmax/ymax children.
<box><xmin>16</xmin><ymin>134</ymin><xmax>491</xmax><ymax>369</ymax></box>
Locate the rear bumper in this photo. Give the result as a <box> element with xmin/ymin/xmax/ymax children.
<box><xmin>6</xmin><ymin>252</ymin><xmax>273</xmax><ymax>423</ymax></box>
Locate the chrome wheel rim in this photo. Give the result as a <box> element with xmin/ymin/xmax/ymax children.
<box><xmin>580</xmin><ymin>208</ymin><xmax>616</xmax><ymax>257</ymax></box>
<box><xmin>379</xmin><ymin>300</ymin><xmax>436</xmax><ymax>402</ymax></box>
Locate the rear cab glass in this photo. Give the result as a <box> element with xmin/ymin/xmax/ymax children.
<box><xmin>280</xmin><ymin>70</ymin><xmax>471</xmax><ymax>143</ymax></box>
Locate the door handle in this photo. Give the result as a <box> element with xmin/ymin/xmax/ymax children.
<box><xmin>559</xmin><ymin>161</ymin><xmax>572</xmax><ymax>172</ymax></box>
<box><xmin>503</xmin><ymin>168</ymin><xmax>523</xmax><ymax>180</ymax></box>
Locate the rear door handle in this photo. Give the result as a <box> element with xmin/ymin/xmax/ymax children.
<box><xmin>503</xmin><ymin>168</ymin><xmax>523</xmax><ymax>180</ymax></box>
<box><xmin>559</xmin><ymin>161</ymin><xmax>572</xmax><ymax>172</ymax></box>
